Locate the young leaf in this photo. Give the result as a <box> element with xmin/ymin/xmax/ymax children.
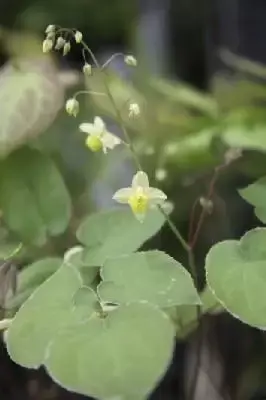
<box><xmin>6</xmin><ymin>264</ymin><xmax>85</xmax><ymax>368</ymax></box>
<box><xmin>76</xmin><ymin>208</ymin><xmax>165</xmax><ymax>267</ymax></box>
<box><xmin>45</xmin><ymin>302</ymin><xmax>175</xmax><ymax>400</ymax></box>
<box><xmin>206</xmin><ymin>228</ymin><xmax>266</xmax><ymax>329</ymax></box>
<box><xmin>98</xmin><ymin>251</ymin><xmax>200</xmax><ymax>307</ymax></box>
<box><xmin>239</xmin><ymin>177</ymin><xmax>266</xmax><ymax>223</ymax></box>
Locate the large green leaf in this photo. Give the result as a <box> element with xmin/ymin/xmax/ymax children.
<box><xmin>0</xmin><ymin>59</ymin><xmax>63</xmax><ymax>158</ymax></box>
<box><xmin>77</xmin><ymin>208</ymin><xmax>165</xmax><ymax>267</ymax></box>
<box><xmin>98</xmin><ymin>251</ymin><xmax>200</xmax><ymax>307</ymax></box>
<box><xmin>45</xmin><ymin>302</ymin><xmax>175</xmax><ymax>400</ymax></box>
<box><xmin>0</xmin><ymin>148</ymin><xmax>71</xmax><ymax>245</ymax></box>
<box><xmin>6</xmin><ymin>263</ymin><xmax>86</xmax><ymax>368</ymax></box>
<box><xmin>7</xmin><ymin>258</ymin><xmax>62</xmax><ymax>309</ymax></box>
<box><xmin>206</xmin><ymin>228</ymin><xmax>266</xmax><ymax>329</ymax></box>
<box><xmin>64</xmin><ymin>247</ymin><xmax>98</xmax><ymax>286</ymax></box>
<box><xmin>239</xmin><ymin>177</ymin><xmax>266</xmax><ymax>223</ymax></box>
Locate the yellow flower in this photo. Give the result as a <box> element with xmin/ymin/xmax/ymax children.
<box><xmin>65</xmin><ymin>98</ymin><xmax>79</xmax><ymax>117</ymax></box>
<box><xmin>113</xmin><ymin>171</ymin><xmax>167</xmax><ymax>222</ymax></box>
<box><xmin>79</xmin><ymin>117</ymin><xmax>122</xmax><ymax>153</ymax></box>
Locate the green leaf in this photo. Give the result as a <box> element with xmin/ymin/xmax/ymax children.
<box><xmin>222</xmin><ymin>124</ymin><xmax>266</xmax><ymax>152</ymax></box>
<box><xmin>7</xmin><ymin>258</ymin><xmax>63</xmax><ymax>309</ymax></box>
<box><xmin>0</xmin><ymin>59</ymin><xmax>63</xmax><ymax>158</ymax></box>
<box><xmin>239</xmin><ymin>177</ymin><xmax>266</xmax><ymax>223</ymax></box>
<box><xmin>45</xmin><ymin>302</ymin><xmax>175</xmax><ymax>400</ymax></box>
<box><xmin>206</xmin><ymin>228</ymin><xmax>266</xmax><ymax>329</ymax></box>
<box><xmin>98</xmin><ymin>251</ymin><xmax>200</xmax><ymax>307</ymax></box>
<box><xmin>64</xmin><ymin>247</ymin><xmax>98</xmax><ymax>286</ymax></box>
<box><xmin>6</xmin><ymin>263</ymin><xmax>85</xmax><ymax>368</ymax></box>
<box><xmin>0</xmin><ymin>148</ymin><xmax>71</xmax><ymax>245</ymax></box>
<box><xmin>77</xmin><ymin>208</ymin><xmax>165</xmax><ymax>267</ymax></box>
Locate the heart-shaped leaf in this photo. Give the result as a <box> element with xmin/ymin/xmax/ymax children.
<box><xmin>98</xmin><ymin>251</ymin><xmax>200</xmax><ymax>307</ymax></box>
<box><xmin>77</xmin><ymin>208</ymin><xmax>165</xmax><ymax>267</ymax></box>
<box><xmin>45</xmin><ymin>302</ymin><xmax>175</xmax><ymax>400</ymax></box>
<box><xmin>6</xmin><ymin>263</ymin><xmax>85</xmax><ymax>368</ymax></box>
<box><xmin>206</xmin><ymin>228</ymin><xmax>266</xmax><ymax>329</ymax></box>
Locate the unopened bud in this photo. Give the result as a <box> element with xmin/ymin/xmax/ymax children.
<box><xmin>55</xmin><ymin>36</ymin><xmax>66</xmax><ymax>50</ymax></box>
<box><xmin>124</xmin><ymin>55</ymin><xmax>137</xmax><ymax>67</ymax></box>
<box><xmin>63</xmin><ymin>41</ymin><xmax>71</xmax><ymax>56</ymax></box>
<box><xmin>129</xmin><ymin>103</ymin><xmax>140</xmax><ymax>118</ymax></box>
<box><xmin>199</xmin><ymin>197</ymin><xmax>213</xmax><ymax>214</ymax></box>
<box><xmin>45</xmin><ymin>24</ymin><xmax>55</xmax><ymax>34</ymax></box>
<box><xmin>42</xmin><ymin>38</ymin><xmax>53</xmax><ymax>53</ymax></box>
<box><xmin>75</xmin><ymin>31</ymin><xmax>83</xmax><ymax>43</ymax></box>
<box><xmin>65</xmin><ymin>98</ymin><xmax>79</xmax><ymax>117</ymax></box>
<box><xmin>83</xmin><ymin>63</ymin><xmax>92</xmax><ymax>77</ymax></box>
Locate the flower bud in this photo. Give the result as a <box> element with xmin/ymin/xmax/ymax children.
<box><xmin>63</xmin><ymin>41</ymin><xmax>71</xmax><ymax>56</ymax></box>
<box><xmin>83</xmin><ymin>63</ymin><xmax>92</xmax><ymax>77</ymax></box>
<box><xmin>55</xmin><ymin>36</ymin><xmax>66</xmax><ymax>50</ymax></box>
<box><xmin>65</xmin><ymin>98</ymin><xmax>79</xmax><ymax>117</ymax></box>
<box><xmin>42</xmin><ymin>38</ymin><xmax>53</xmax><ymax>53</ymax></box>
<box><xmin>129</xmin><ymin>103</ymin><xmax>140</xmax><ymax>118</ymax></box>
<box><xmin>75</xmin><ymin>31</ymin><xmax>83</xmax><ymax>43</ymax></box>
<box><xmin>124</xmin><ymin>55</ymin><xmax>137</xmax><ymax>66</ymax></box>
<box><xmin>45</xmin><ymin>24</ymin><xmax>55</xmax><ymax>34</ymax></box>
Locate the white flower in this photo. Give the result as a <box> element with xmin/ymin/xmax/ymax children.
<box><xmin>113</xmin><ymin>171</ymin><xmax>167</xmax><ymax>222</ymax></box>
<box><xmin>75</xmin><ymin>31</ymin><xmax>83</xmax><ymax>43</ymax></box>
<box><xmin>63</xmin><ymin>41</ymin><xmax>71</xmax><ymax>56</ymax></box>
<box><xmin>55</xmin><ymin>36</ymin><xmax>66</xmax><ymax>50</ymax></box>
<box><xmin>83</xmin><ymin>63</ymin><xmax>92</xmax><ymax>77</ymax></box>
<box><xmin>42</xmin><ymin>38</ymin><xmax>53</xmax><ymax>53</ymax></box>
<box><xmin>129</xmin><ymin>103</ymin><xmax>140</xmax><ymax>118</ymax></box>
<box><xmin>124</xmin><ymin>55</ymin><xmax>137</xmax><ymax>67</ymax></box>
<box><xmin>65</xmin><ymin>98</ymin><xmax>79</xmax><ymax>117</ymax></box>
<box><xmin>79</xmin><ymin>117</ymin><xmax>122</xmax><ymax>153</ymax></box>
<box><xmin>45</xmin><ymin>25</ymin><xmax>55</xmax><ymax>34</ymax></box>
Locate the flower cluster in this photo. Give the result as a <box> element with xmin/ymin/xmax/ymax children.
<box><xmin>42</xmin><ymin>25</ymin><xmax>167</xmax><ymax>221</ymax></box>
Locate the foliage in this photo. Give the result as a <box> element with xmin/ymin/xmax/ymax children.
<box><xmin>2</xmin><ymin>25</ymin><xmax>266</xmax><ymax>400</ymax></box>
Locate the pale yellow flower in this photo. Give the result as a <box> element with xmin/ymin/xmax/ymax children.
<box><xmin>113</xmin><ymin>171</ymin><xmax>167</xmax><ymax>222</ymax></box>
<box><xmin>45</xmin><ymin>25</ymin><xmax>55</xmax><ymax>34</ymax></box>
<box><xmin>79</xmin><ymin>117</ymin><xmax>122</xmax><ymax>153</ymax></box>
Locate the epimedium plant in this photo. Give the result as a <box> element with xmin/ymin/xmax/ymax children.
<box><xmin>1</xmin><ymin>24</ymin><xmax>266</xmax><ymax>400</ymax></box>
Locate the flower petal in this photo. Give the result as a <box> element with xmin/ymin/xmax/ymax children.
<box><xmin>79</xmin><ymin>123</ymin><xmax>97</xmax><ymax>135</ymax></box>
<box><xmin>113</xmin><ymin>187</ymin><xmax>134</xmax><ymax>204</ymax></box>
<box><xmin>132</xmin><ymin>171</ymin><xmax>149</xmax><ymax>189</ymax></box>
<box><xmin>102</xmin><ymin>131</ymin><xmax>122</xmax><ymax>150</ymax></box>
<box><xmin>94</xmin><ymin>117</ymin><xmax>105</xmax><ymax>130</ymax></box>
<box><xmin>148</xmin><ymin>188</ymin><xmax>167</xmax><ymax>204</ymax></box>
